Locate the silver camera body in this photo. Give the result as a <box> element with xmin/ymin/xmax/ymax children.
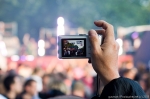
<box><xmin>58</xmin><ymin>34</ymin><xmax>102</xmax><ymax>59</ymax></box>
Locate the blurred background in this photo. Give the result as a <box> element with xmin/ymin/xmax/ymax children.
<box><xmin>0</xmin><ymin>0</ymin><xmax>150</xmax><ymax>99</ymax></box>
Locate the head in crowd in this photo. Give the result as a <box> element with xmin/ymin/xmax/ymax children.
<box><xmin>23</xmin><ymin>79</ymin><xmax>37</xmax><ymax>96</ymax></box>
<box><xmin>72</xmin><ymin>80</ymin><xmax>85</xmax><ymax>97</ymax></box>
<box><xmin>53</xmin><ymin>73</ymin><xmax>67</xmax><ymax>81</ymax></box>
<box><xmin>42</xmin><ymin>74</ymin><xmax>51</xmax><ymax>92</ymax></box>
<box><xmin>0</xmin><ymin>76</ymin><xmax>5</xmax><ymax>95</ymax></box>
<box><xmin>147</xmin><ymin>73</ymin><xmax>150</xmax><ymax>89</ymax></box>
<box><xmin>31</xmin><ymin>67</ymin><xmax>44</xmax><ymax>92</ymax></box>
<box><xmin>32</xmin><ymin>67</ymin><xmax>44</xmax><ymax>77</ymax></box>
<box><xmin>122</xmin><ymin>68</ymin><xmax>137</xmax><ymax>79</ymax></box>
<box><xmin>48</xmin><ymin>80</ymin><xmax>67</xmax><ymax>97</ymax></box>
<box><xmin>17</xmin><ymin>64</ymin><xmax>33</xmax><ymax>78</ymax></box>
<box><xmin>138</xmin><ymin>72</ymin><xmax>149</xmax><ymax>92</ymax></box>
<box><xmin>3</xmin><ymin>74</ymin><xmax>22</xmax><ymax>98</ymax></box>
<box><xmin>136</xmin><ymin>63</ymin><xmax>147</xmax><ymax>73</ymax></box>
<box><xmin>16</xmin><ymin>79</ymin><xmax>38</xmax><ymax>99</ymax></box>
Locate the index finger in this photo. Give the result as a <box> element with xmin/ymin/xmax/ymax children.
<box><xmin>94</xmin><ymin>20</ymin><xmax>115</xmax><ymax>41</ymax></box>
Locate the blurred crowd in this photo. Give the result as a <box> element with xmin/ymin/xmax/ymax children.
<box><xmin>0</xmin><ymin>60</ymin><xmax>150</xmax><ymax>99</ymax></box>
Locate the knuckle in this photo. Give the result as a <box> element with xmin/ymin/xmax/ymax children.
<box><xmin>112</xmin><ymin>42</ymin><xmax>118</xmax><ymax>51</ymax></box>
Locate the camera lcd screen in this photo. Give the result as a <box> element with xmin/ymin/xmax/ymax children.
<box><xmin>61</xmin><ymin>39</ymin><xmax>86</xmax><ymax>57</ymax></box>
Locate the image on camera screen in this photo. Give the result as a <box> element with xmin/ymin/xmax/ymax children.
<box><xmin>61</xmin><ymin>39</ymin><xmax>86</xmax><ymax>57</ymax></box>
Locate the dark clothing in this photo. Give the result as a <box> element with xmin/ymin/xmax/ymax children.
<box><xmin>48</xmin><ymin>95</ymin><xmax>84</xmax><ymax>99</ymax></box>
<box><xmin>100</xmin><ymin>77</ymin><xmax>148</xmax><ymax>99</ymax></box>
<box><xmin>39</xmin><ymin>89</ymin><xmax>65</xmax><ymax>99</ymax></box>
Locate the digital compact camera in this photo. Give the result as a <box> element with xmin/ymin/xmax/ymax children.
<box><xmin>58</xmin><ymin>34</ymin><xmax>102</xmax><ymax>59</ymax></box>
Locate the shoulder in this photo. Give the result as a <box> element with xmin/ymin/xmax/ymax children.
<box><xmin>100</xmin><ymin>77</ymin><xmax>147</xmax><ymax>98</ymax></box>
<box><xmin>104</xmin><ymin>77</ymin><xmax>140</xmax><ymax>88</ymax></box>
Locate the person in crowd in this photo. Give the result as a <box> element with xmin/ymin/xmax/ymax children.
<box><xmin>146</xmin><ymin>73</ymin><xmax>150</xmax><ymax>96</ymax></box>
<box><xmin>67</xmin><ymin>49</ymin><xmax>70</xmax><ymax>56</ymax></box>
<box><xmin>39</xmin><ymin>78</ymin><xmax>67</xmax><ymax>99</ymax></box>
<box><xmin>139</xmin><ymin>77</ymin><xmax>147</xmax><ymax>92</ymax></box>
<box><xmin>42</xmin><ymin>74</ymin><xmax>51</xmax><ymax>93</ymax></box>
<box><xmin>64</xmin><ymin>49</ymin><xmax>68</xmax><ymax>56</ymax></box>
<box><xmin>75</xmin><ymin>50</ymin><xmax>78</xmax><ymax>56</ymax></box>
<box><xmin>82</xmin><ymin>66</ymin><xmax>94</xmax><ymax>98</ymax></box>
<box><xmin>30</xmin><ymin>67</ymin><xmax>44</xmax><ymax>92</ymax></box>
<box><xmin>39</xmin><ymin>73</ymin><xmax>67</xmax><ymax>98</ymax></box>
<box><xmin>17</xmin><ymin>79</ymin><xmax>40</xmax><ymax>99</ymax></box>
<box><xmin>71</xmin><ymin>80</ymin><xmax>85</xmax><ymax>98</ymax></box>
<box><xmin>136</xmin><ymin>62</ymin><xmax>147</xmax><ymax>74</ymax></box>
<box><xmin>88</xmin><ymin>20</ymin><xmax>148</xmax><ymax>99</ymax></box>
<box><xmin>138</xmin><ymin>72</ymin><xmax>149</xmax><ymax>92</ymax></box>
<box><xmin>0</xmin><ymin>69</ymin><xmax>6</xmax><ymax>99</ymax></box>
<box><xmin>0</xmin><ymin>74</ymin><xmax>5</xmax><ymax>95</ymax></box>
<box><xmin>2</xmin><ymin>74</ymin><xmax>22</xmax><ymax>99</ymax></box>
<box><xmin>39</xmin><ymin>74</ymin><xmax>66</xmax><ymax>99</ymax></box>
<box><xmin>122</xmin><ymin>68</ymin><xmax>138</xmax><ymax>80</ymax></box>
<box><xmin>48</xmin><ymin>80</ymin><xmax>67</xmax><ymax>98</ymax></box>
<box><xmin>17</xmin><ymin>64</ymin><xmax>33</xmax><ymax>78</ymax></box>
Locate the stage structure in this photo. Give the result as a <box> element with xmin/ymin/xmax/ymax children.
<box><xmin>117</xmin><ymin>25</ymin><xmax>150</xmax><ymax>68</ymax></box>
<box><xmin>39</xmin><ymin>20</ymin><xmax>87</xmax><ymax>56</ymax></box>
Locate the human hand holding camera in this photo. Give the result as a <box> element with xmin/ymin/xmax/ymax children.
<box><xmin>88</xmin><ymin>20</ymin><xmax>120</xmax><ymax>86</ymax></box>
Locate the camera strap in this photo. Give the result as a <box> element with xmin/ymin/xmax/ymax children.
<box><xmin>96</xmin><ymin>74</ymin><xmax>100</xmax><ymax>96</ymax></box>
<box><xmin>91</xmin><ymin>74</ymin><xmax>101</xmax><ymax>99</ymax></box>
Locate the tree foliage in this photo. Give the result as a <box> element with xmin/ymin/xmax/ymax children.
<box><xmin>0</xmin><ymin>0</ymin><xmax>150</xmax><ymax>41</ymax></box>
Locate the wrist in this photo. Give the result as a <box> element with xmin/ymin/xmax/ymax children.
<box><xmin>99</xmin><ymin>72</ymin><xmax>120</xmax><ymax>86</ymax></box>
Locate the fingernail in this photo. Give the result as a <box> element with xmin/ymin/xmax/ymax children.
<box><xmin>89</xmin><ymin>30</ymin><xmax>96</xmax><ymax>36</ymax></box>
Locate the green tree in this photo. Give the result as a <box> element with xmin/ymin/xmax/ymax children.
<box><xmin>0</xmin><ymin>0</ymin><xmax>150</xmax><ymax>41</ymax></box>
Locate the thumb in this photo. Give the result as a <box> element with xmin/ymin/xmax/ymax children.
<box><xmin>88</xmin><ymin>29</ymin><xmax>101</xmax><ymax>53</ymax></box>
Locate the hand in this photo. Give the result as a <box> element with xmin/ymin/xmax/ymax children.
<box><xmin>88</xmin><ymin>20</ymin><xmax>120</xmax><ymax>85</ymax></box>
